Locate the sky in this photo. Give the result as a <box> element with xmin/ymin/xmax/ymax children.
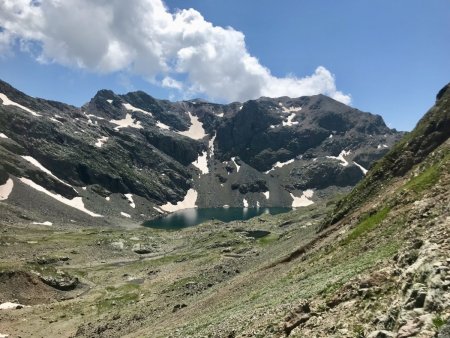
<box><xmin>0</xmin><ymin>0</ymin><xmax>449</xmax><ymax>131</ymax></box>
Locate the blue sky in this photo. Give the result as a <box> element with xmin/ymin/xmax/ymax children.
<box><xmin>0</xmin><ymin>0</ymin><xmax>449</xmax><ymax>131</ymax></box>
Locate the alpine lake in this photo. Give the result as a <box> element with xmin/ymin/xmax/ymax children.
<box><xmin>144</xmin><ymin>207</ymin><xmax>292</xmax><ymax>230</ymax></box>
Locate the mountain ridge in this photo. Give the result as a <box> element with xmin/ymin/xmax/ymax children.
<box><xmin>0</xmin><ymin>78</ymin><xmax>402</xmax><ymax>226</ymax></box>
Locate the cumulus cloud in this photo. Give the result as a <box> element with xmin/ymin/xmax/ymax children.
<box><xmin>0</xmin><ymin>0</ymin><xmax>351</xmax><ymax>104</ymax></box>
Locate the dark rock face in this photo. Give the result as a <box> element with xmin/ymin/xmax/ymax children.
<box><xmin>0</xmin><ymin>78</ymin><xmax>404</xmax><ymax>221</ymax></box>
<box><xmin>291</xmin><ymin>161</ymin><xmax>364</xmax><ymax>190</ymax></box>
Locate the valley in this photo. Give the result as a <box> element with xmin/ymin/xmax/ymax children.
<box><xmin>0</xmin><ymin>81</ymin><xmax>449</xmax><ymax>337</ymax></box>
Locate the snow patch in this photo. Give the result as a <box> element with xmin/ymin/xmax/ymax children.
<box><xmin>353</xmin><ymin>161</ymin><xmax>368</xmax><ymax>175</ymax></box>
<box><xmin>125</xmin><ymin>193</ymin><xmax>136</xmax><ymax>208</ymax></box>
<box><xmin>0</xmin><ymin>133</ymin><xmax>8</xmax><ymax>139</ymax></box>
<box><xmin>0</xmin><ymin>93</ymin><xmax>41</xmax><ymax>116</ymax></box>
<box><xmin>156</xmin><ymin>121</ymin><xmax>170</xmax><ymax>130</ymax></box>
<box><xmin>282</xmin><ymin>113</ymin><xmax>299</xmax><ymax>127</ymax></box>
<box><xmin>19</xmin><ymin>178</ymin><xmax>102</xmax><ymax>217</ymax></box>
<box><xmin>0</xmin><ymin>179</ymin><xmax>14</xmax><ymax>201</ymax></box>
<box><xmin>95</xmin><ymin>136</ymin><xmax>109</xmax><ymax>148</ymax></box>
<box><xmin>49</xmin><ymin>117</ymin><xmax>62</xmax><ymax>124</ymax></box>
<box><xmin>122</xmin><ymin>102</ymin><xmax>153</xmax><ymax>117</ymax></box>
<box><xmin>32</xmin><ymin>221</ymin><xmax>53</xmax><ymax>226</ymax></box>
<box><xmin>208</xmin><ymin>134</ymin><xmax>216</xmax><ymax>157</ymax></box>
<box><xmin>107</xmin><ymin>99</ymin><xmax>113</xmax><ymax>104</ymax></box>
<box><xmin>326</xmin><ymin>150</ymin><xmax>351</xmax><ymax>167</ymax></box>
<box><xmin>231</xmin><ymin>157</ymin><xmax>240</xmax><ymax>173</ymax></box>
<box><xmin>21</xmin><ymin>156</ymin><xmax>73</xmax><ymax>188</ymax></box>
<box><xmin>120</xmin><ymin>212</ymin><xmax>131</xmax><ymax>218</ymax></box>
<box><xmin>0</xmin><ymin>302</ymin><xmax>29</xmax><ymax>310</ymax></box>
<box><xmin>223</xmin><ymin>204</ymin><xmax>230</xmax><ymax>208</ymax></box>
<box><xmin>256</xmin><ymin>201</ymin><xmax>260</xmax><ymax>208</ymax></box>
<box><xmin>263</xmin><ymin>191</ymin><xmax>270</xmax><ymax>200</ymax></box>
<box><xmin>153</xmin><ymin>206</ymin><xmax>165</xmax><ymax>214</ymax></box>
<box><xmin>265</xmin><ymin>159</ymin><xmax>295</xmax><ymax>173</ymax></box>
<box><xmin>193</xmin><ymin>151</ymin><xmax>209</xmax><ymax>175</ymax></box>
<box><xmin>177</xmin><ymin>112</ymin><xmax>207</xmax><ymax>140</ymax></box>
<box><xmin>243</xmin><ymin>198</ymin><xmax>249</xmax><ymax>208</ymax></box>
<box><xmin>217</xmin><ymin>112</ymin><xmax>224</xmax><ymax>117</ymax></box>
<box><xmin>160</xmin><ymin>188</ymin><xmax>198</xmax><ymax>212</ymax></box>
<box><xmin>290</xmin><ymin>190</ymin><xmax>314</xmax><ymax>208</ymax></box>
<box><xmin>110</xmin><ymin>114</ymin><xmax>143</xmax><ymax>131</ymax></box>
<box><xmin>281</xmin><ymin>105</ymin><xmax>302</xmax><ymax>113</ymax></box>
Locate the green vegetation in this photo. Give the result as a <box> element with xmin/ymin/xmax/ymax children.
<box><xmin>341</xmin><ymin>207</ymin><xmax>391</xmax><ymax>245</ymax></box>
<box><xmin>433</xmin><ymin>315</ymin><xmax>447</xmax><ymax>330</ymax></box>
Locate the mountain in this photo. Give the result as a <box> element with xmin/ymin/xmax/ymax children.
<box><xmin>0</xmin><ymin>79</ymin><xmax>402</xmax><ymax>225</ymax></box>
<box><xmin>0</xmin><ymin>83</ymin><xmax>448</xmax><ymax>337</ymax></box>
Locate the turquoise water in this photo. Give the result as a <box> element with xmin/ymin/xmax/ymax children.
<box><xmin>144</xmin><ymin>207</ymin><xmax>292</xmax><ymax>230</ymax></box>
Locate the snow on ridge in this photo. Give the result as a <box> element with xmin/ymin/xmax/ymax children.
<box><xmin>326</xmin><ymin>150</ymin><xmax>351</xmax><ymax>167</ymax></box>
<box><xmin>95</xmin><ymin>136</ymin><xmax>109</xmax><ymax>148</ymax></box>
<box><xmin>177</xmin><ymin>111</ymin><xmax>207</xmax><ymax>140</ymax></box>
<box><xmin>110</xmin><ymin>114</ymin><xmax>143</xmax><ymax>131</ymax></box>
<box><xmin>353</xmin><ymin>161</ymin><xmax>368</xmax><ymax>175</ymax></box>
<box><xmin>290</xmin><ymin>189</ymin><xmax>314</xmax><ymax>208</ymax></box>
<box><xmin>265</xmin><ymin>159</ymin><xmax>295</xmax><ymax>174</ymax></box>
<box><xmin>21</xmin><ymin>156</ymin><xmax>74</xmax><ymax>189</ymax></box>
<box><xmin>0</xmin><ymin>93</ymin><xmax>41</xmax><ymax>117</ymax></box>
<box><xmin>122</xmin><ymin>102</ymin><xmax>153</xmax><ymax>117</ymax></box>
<box><xmin>0</xmin><ymin>179</ymin><xmax>14</xmax><ymax>201</ymax></box>
<box><xmin>193</xmin><ymin>150</ymin><xmax>209</xmax><ymax>175</ymax></box>
<box><xmin>125</xmin><ymin>193</ymin><xmax>136</xmax><ymax>208</ymax></box>
<box><xmin>160</xmin><ymin>188</ymin><xmax>198</xmax><ymax>212</ymax></box>
<box><xmin>0</xmin><ymin>133</ymin><xmax>8</xmax><ymax>139</ymax></box>
<box><xmin>19</xmin><ymin>177</ymin><xmax>102</xmax><ymax>217</ymax></box>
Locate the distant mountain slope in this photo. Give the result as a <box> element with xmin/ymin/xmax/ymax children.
<box><xmin>323</xmin><ymin>82</ymin><xmax>450</xmax><ymax>228</ymax></box>
<box><xmin>0</xmin><ymin>79</ymin><xmax>402</xmax><ymax>225</ymax></box>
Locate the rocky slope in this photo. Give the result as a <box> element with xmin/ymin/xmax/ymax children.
<box><xmin>0</xmin><ymin>83</ymin><xmax>448</xmax><ymax>338</ymax></box>
<box><xmin>0</xmin><ymin>79</ymin><xmax>401</xmax><ymax>225</ymax></box>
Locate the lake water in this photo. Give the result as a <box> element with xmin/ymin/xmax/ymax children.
<box><xmin>144</xmin><ymin>207</ymin><xmax>292</xmax><ymax>230</ymax></box>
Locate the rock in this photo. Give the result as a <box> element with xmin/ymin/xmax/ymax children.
<box><xmin>172</xmin><ymin>304</ymin><xmax>187</xmax><ymax>312</ymax></box>
<box><xmin>437</xmin><ymin>322</ymin><xmax>450</xmax><ymax>338</ymax></box>
<box><xmin>397</xmin><ymin>320</ymin><xmax>421</xmax><ymax>338</ymax></box>
<box><xmin>39</xmin><ymin>274</ymin><xmax>79</xmax><ymax>291</ymax></box>
<box><xmin>367</xmin><ymin>330</ymin><xmax>395</xmax><ymax>338</ymax></box>
<box><xmin>132</xmin><ymin>244</ymin><xmax>152</xmax><ymax>254</ymax></box>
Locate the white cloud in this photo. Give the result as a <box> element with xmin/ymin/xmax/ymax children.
<box><xmin>0</xmin><ymin>0</ymin><xmax>351</xmax><ymax>104</ymax></box>
<box><xmin>161</xmin><ymin>76</ymin><xmax>183</xmax><ymax>90</ymax></box>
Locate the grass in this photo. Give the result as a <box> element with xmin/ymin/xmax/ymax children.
<box><xmin>433</xmin><ymin>315</ymin><xmax>447</xmax><ymax>330</ymax></box>
<box><xmin>403</xmin><ymin>162</ymin><xmax>441</xmax><ymax>193</ymax></box>
<box><xmin>341</xmin><ymin>206</ymin><xmax>391</xmax><ymax>245</ymax></box>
